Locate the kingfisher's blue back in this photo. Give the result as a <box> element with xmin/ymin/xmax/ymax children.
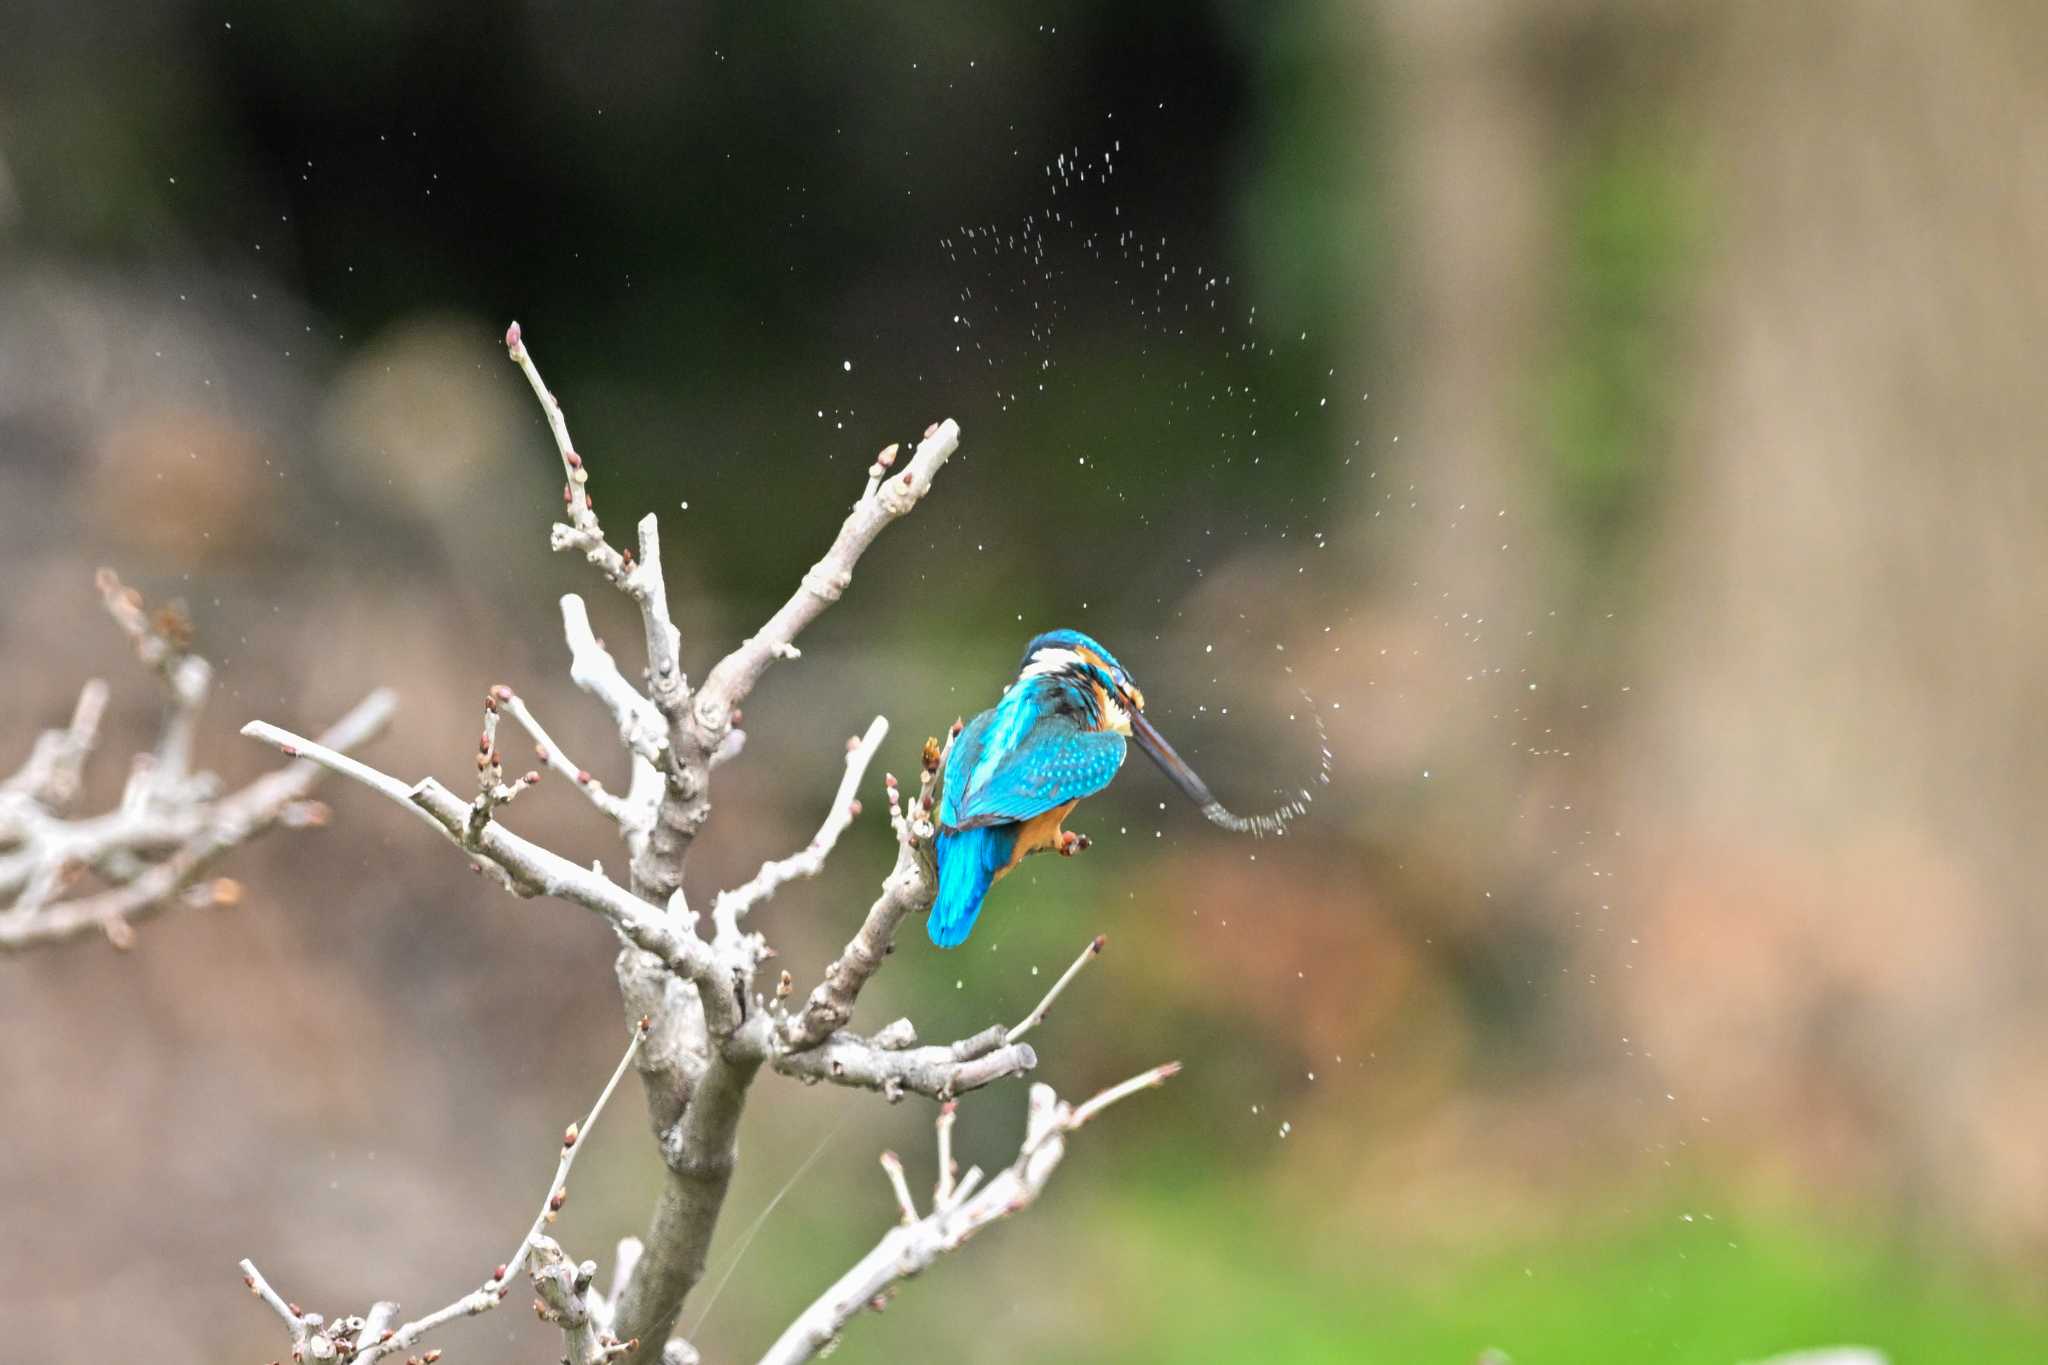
<box><xmin>928</xmin><ymin>630</ymin><xmax>1134</xmax><ymax>947</ymax></box>
<box><xmin>927</xmin><ymin>628</ymin><xmax>1322</xmax><ymax>945</ymax></box>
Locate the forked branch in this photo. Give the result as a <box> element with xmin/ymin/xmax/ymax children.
<box><xmin>758</xmin><ymin>1063</ymin><xmax>1182</xmax><ymax>1365</ymax></box>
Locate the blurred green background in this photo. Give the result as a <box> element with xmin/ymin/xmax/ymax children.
<box><xmin>4</xmin><ymin>2</ymin><xmax>2047</xmax><ymax>1362</ymax></box>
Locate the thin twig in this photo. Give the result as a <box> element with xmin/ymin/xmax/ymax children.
<box><xmin>507</xmin><ymin>321</ymin><xmax>611</xmax><ymax>560</ymax></box>
<box><xmin>1069</xmin><ymin>1060</ymin><xmax>1183</xmax><ymax>1130</ymax></box>
<box><xmin>877</xmin><ymin>1151</ymin><xmax>917</xmax><ymax>1225</ymax></box>
<box><xmin>237</xmin><ymin>1258</ymin><xmax>299</xmax><ymax>1333</ymax></box>
<box><xmin>692</xmin><ymin>421</ymin><xmax>961</xmax><ymax>736</ymax></box>
<box><xmin>490</xmin><ymin>1018</ymin><xmax>651</xmax><ymax>1292</ymax></box>
<box><xmin>243</xmin><ymin>1022</ymin><xmax>652</xmax><ymax>1365</ymax></box>
<box><xmin>1009</xmin><ymin>934</ymin><xmax>1107</xmax><ymax>1044</ymax></box>
<box><xmin>238</xmin><ymin>719</ymin><xmax>418</xmax><ymax>807</ymax></box>
<box><xmin>507</xmin><ymin>324</ymin><xmax>685</xmax><ymax>722</ymax></box>
<box><xmin>715</xmin><ymin>716</ymin><xmax>887</xmax><ymax>928</ymax></box>
<box><xmin>502</xmin><ymin>688</ymin><xmax>638</xmax><ymax>827</ymax></box>
<box><xmin>469</xmin><ymin>686</ymin><xmax>541</xmax><ymax>835</ymax></box>
<box><xmin>934</xmin><ymin>1101</ymin><xmax>958</xmax><ymax>1206</ymax></box>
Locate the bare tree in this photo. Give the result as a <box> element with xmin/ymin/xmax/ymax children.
<box><xmin>6</xmin><ymin>324</ymin><xmax>1173</xmax><ymax>1364</ymax></box>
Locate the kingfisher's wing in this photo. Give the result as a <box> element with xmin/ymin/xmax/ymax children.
<box><xmin>941</xmin><ymin>701</ymin><xmax>1126</xmax><ymax>831</ymax></box>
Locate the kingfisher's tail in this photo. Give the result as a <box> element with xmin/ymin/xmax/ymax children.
<box><xmin>930</xmin><ymin>826</ymin><xmax>1015</xmax><ymax>948</ymax></box>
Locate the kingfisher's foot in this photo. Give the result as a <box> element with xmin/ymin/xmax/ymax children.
<box><xmin>1056</xmin><ymin>830</ymin><xmax>1091</xmax><ymax>857</ymax></box>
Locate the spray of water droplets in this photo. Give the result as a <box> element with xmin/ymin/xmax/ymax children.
<box><xmin>1196</xmin><ymin>691</ymin><xmax>1333</xmax><ymax>838</ymax></box>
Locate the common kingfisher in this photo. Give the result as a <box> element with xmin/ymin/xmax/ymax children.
<box><xmin>929</xmin><ymin>628</ymin><xmax>1239</xmax><ymax>948</ymax></box>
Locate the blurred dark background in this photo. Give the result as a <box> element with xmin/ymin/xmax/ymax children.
<box><xmin>4</xmin><ymin>2</ymin><xmax>2047</xmax><ymax>1361</ymax></box>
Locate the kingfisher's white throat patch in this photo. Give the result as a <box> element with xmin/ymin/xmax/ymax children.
<box><xmin>1018</xmin><ymin>646</ymin><xmax>1086</xmax><ymax>680</ymax></box>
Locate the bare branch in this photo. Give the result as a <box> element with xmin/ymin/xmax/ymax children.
<box><xmin>354</xmin><ymin>1302</ymin><xmax>401</xmax><ymax>1353</ymax></box>
<box><xmin>241</xmin><ymin>1022</ymin><xmax>650</xmax><ymax>1365</ymax></box>
<box><xmin>91</xmin><ymin>567</ymin><xmax>218</xmax><ymax>803</ymax></box>
<box><xmin>488</xmin><ymin>1017</ymin><xmax>651</xmax><ymax>1293</ymax></box>
<box><xmin>469</xmin><ymin>685</ymin><xmax>543</xmax><ymax>836</ymax></box>
<box><xmin>1</xmin><ymin>678</ymin><xmax>107</xmax><ymax>810</ymax></box>
<box><xmin>507</xmin><ymin>323</ymin><xmax>686</xmax><ymax>724</ymax></box>
<box><xmin>509</xmin><ymin>320</ymin><xmax>622</xmax><ymax>587</ymax></box>
<box><xmin>933</xmin><ymin>1100</ymin><xmax>958</xmax><ymax>1207</ymax></box>
<box><xmin>714</xmin><ymin>716</ymin><xmax>887</xmax><ymax>930</ymax></box>
<box><xmin>237</xmin><ymin>1259</ymin><xmax>300</xmax><ymax>1336</ymax></box>
<box><xmin>607</xmin><ymin>1236</ymin><xmax>646</xmax><ymax>1314</ymax></box>
<box><xmin>502</xmin><ymin>686</ymin><xmax>642</xmax><ymax>829</ymax></box>
<box><xmin>757</xmin><ymin>1064</ymin><xmax>1181</xmax><ymax>1365</ymax></box>
<box><xmin>237</xmin><ymin>720</ymin><xmax>731</xmax><ymax>1029</ymax></box>
<box><xmin>779</xmin><ymin>718</ymin><xmax>967</xmax><ymax>1052</ymax></box>
<box><xmin>773</xmin><ymin>1021</ymin><xmax>1037</xmax><ymax>1102</ymax></box>
<box><xmin>630</xmin><ymin>512</ymin><xmax>687</xmax><ymax>717</ymax></box>
<box><xmin>1068</xmin><ymin>1062</ymin><xmax>1184</xmax><ymax>1129</ymax></box>
<box><xmin>561</xmin><ymin>594</ymin><xmax>670</xmax><ymax>770</ymax></box>
<box><xmin>1</xmin><ymin>678</ymin><xmax>395</xmax><ymax>954</ymax></box>
<box><xmin>693</xmin><ymin>421</ymin><xmax>961</xmax><ymax>735</ymax></box>
<box><xmin>780</xmin><ymin>843</ymin><xmax>934</xmax><ymax>1051</ymax></box>
<box><xmin>877</xmin><ymin>1150</ymin><xmax>917</xmax><ymax>1224</ymax></box>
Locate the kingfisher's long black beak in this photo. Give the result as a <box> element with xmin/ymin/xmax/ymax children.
<box><xmin>1130</xmin><ymin>708</ymin><xmax>1222</xmax><ymax>812</ymax></box>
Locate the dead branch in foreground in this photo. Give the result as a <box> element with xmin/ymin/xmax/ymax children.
<box><xmin>0</xmin><ymin>569</ymin><xmax>392</xmax><ymax>953</ymax></box>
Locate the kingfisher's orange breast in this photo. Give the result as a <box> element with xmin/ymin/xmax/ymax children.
<box><xmin>995</xmin><ymin>799</ymin><xmax>1080</xmax><ymax>881</ymax></box>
